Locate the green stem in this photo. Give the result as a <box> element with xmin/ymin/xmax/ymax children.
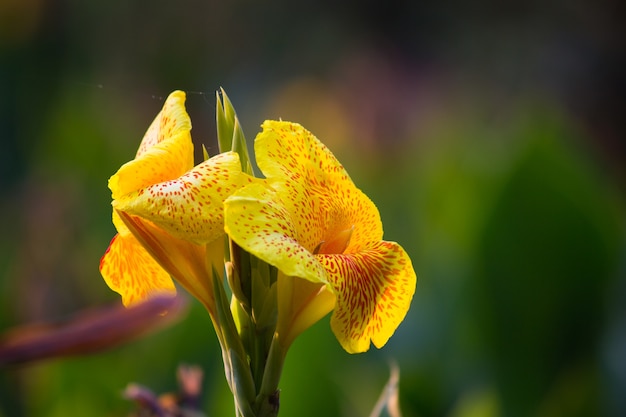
<box><xmin>254</xmin><ymin>336</ymin><xmax>287</xmax><ymax>417</ymax></box>
<box><xmin>211</xmin><ymin>268</ymin><xmax>257</xmax><ymax>416</ymax></box>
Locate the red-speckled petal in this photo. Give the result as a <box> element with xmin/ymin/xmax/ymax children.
<box><xmin>99</xmin><ymin>234</ymin><xmax>176</xmax><ymax>307</ymax></box>
<box><xmin>115</xmin><ymin>152</ymin><xmax>253</xmax><ymax>245</ymax></box>
<box><xmin>226</xmin><ymin>120</ymin><xmax>418</xmax><ymax>353</ymax></box>
<box><xmin>224</xmin><ymin>182</ymin><xmax>328</xmax><ymax>284</ymax></box>
<box><xmin>319</xmin><ymin>240</ymin><xmax>416</xmax><ymax>353</ymax></box>
<box><xmin>136</xmin><ymin>91</ymin><xmax>191</xmax><ymax>157</ymax></box>
<box><xmin>254</xmin><ymin>121</ymin><xmax>383</xmax><ymax>249</ymax></box>
<box><xmin>255</xmin><ymin>120</ymin><xmax>349</xmax><ymax>184</ymax></box>
<box><xmin>109</xmin><ymin>92</ymin><xmax>194</xmax><ymax>200</ymax></box>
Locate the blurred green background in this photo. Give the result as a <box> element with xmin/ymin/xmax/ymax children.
<box><xmin>1</xmin><ymin>0</ymin><xmax>624</xmax><ymax>416</ymax></box>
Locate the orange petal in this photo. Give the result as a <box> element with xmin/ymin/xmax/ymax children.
<box><xmin>109</xmin><ymin>92</ymin><xmax>194</xmax><ymax>200</ymax></box>
<box><xmin>316</xmin><ymin>225</ymin><xmax>354</xmax><ymax>255</ymax></box>
<box><xmin>117</xmin><ymin>211</ymin><xmax>219</xmax><ymax>317</ymax></box>
<box><xmin>99</xmin><ymin>234</ymin><xmax>176</xmax><ymax>307</ymax></box>
<box><xmin>115</xmin><ymin>152</ymin><xmax>252</xmax><ymax>245</ymax></box>
<box><xmin>319</xmin><ymin>241</ymin><xmax>416</xmax><ymax>353</ymax></box>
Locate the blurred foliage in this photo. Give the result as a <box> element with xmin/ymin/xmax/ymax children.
<box><xmin>1</xmin><ymin>0</ymin><xmax>624</xmax><ymax>416</ymax></box>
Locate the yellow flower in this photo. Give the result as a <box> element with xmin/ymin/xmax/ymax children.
<box><xmin>100</xmin><ymin>91</ymin><xmax>254</xmax><ymax>315</ymax></box>
<box><xmin>224</xmin><ymin>121</ymin><xmax>416</xmax><ymax>353</ymax></box>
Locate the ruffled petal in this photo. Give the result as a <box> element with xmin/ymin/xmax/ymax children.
<box><xmin>254</xmin><ymin>120</ymin><xmax>383</xmax><ymax>250</ymax></box>
<box><xmin>225</xmin><ymin>182</ymin><xmax>328</xmax><ymax>284</ymax></box>
<box><xmin>114</xmin><ymin>152</ymin><xmax>252</xmax><ymax>245</ymax></box>
<box><xmin>239</xmin><ymin>121</ymin><xmax>417</xmax><ymax>352</ymax></box>
<box><xmin>319</xmin><ymin>241</ymin><xmax>416</xmax><ymax>353</ymax></box>
<box><xmin>255</xmin><ymin>120</ymin><xmax>348</xmax><ymax>184</ymax></box>
<box><xmin>109</xmin><ymin>92</ymin><xmax>194</xmax><ymax>200</ymax></box>
<box><xmin>99</xmin><ymin>234</ymin><xmax>176</xmax><ymax>307</ymax></box>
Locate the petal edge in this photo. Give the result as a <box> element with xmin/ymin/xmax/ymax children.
<box><xmin>99</xmin><ymin>234</ymin><xmax>176</xmax><ymax>307</ymax></box>
<box><xmin>320</xmin><ymin>241</ymin><xmax>416</xmax><ymax>353</ymax></box>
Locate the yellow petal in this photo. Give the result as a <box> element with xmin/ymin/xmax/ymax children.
<box><xmin>117</xmin><ymin>211</ymin><xmax>218</xmax><ymax>316</ymax></box>
<box><xmin>136</xmin><ymin>91</ymin><xmax>190</xmax><ymax>157</ymax></box>
<box><xmin>254</xmin><ymin>120</ymin><xmax>383</xmax><ymax>250</ymax></box>
<box><xmin>276</xmin><ymin>273</ymin><xmax>335</xmax><ymax>350</ymax></box>
<box><xmin>319</xmin><ymin>241</ymin><xmax>416</xmax><ymax>353</ymax></box>
<box><xmin>226</xmin><ymin>120</ymin><xmax>417</xmax><ymax>352</ymax></box>
<box><xmin>255</xmin><ymin>120</ymin><xmax>349</xmax><ymax>185</ymax></box>
<box><xmin>99</xmin><ymin>233</ymin><xmax>176</xmax><ymax>307</ymax></box>
<box><xmin>224</xmin><ymin>182</ymin><xmax>328</xmax><ymax>284</ymax></box>
<box><xmin>109</xmin><ymin>92</ymin><xmax>194</xmax><ymax>200</ymax></box>
<box><xmin>115</xmin><ymin>152</ymin><xmax>252</xmax><ymax>245</ymax></box>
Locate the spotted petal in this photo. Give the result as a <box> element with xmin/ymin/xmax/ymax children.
<box><xmin>109</xmin><ymin>91</ymin><xmax>194</xmax><ymax>200</ymax></box>
<box><xmin>225</xmin><ymin>120</ymin><xmax>417</xmax><ymax>353</ymax></box>
<box><xmin>254</xmin><ymin>121</ymin><xmax>383</xmax><ymax>252</ymax></box>
<box><xmin>115</xmin><ymin>152</ymin><xmax>254</xmax><ymax>245</ymax></box>
<box><xmin>136</xmin><ymin>91</ymin><xmax>191</xmax><ymax>157</ymax></box>
<box><xmin>255</xmin><ymin>120</ymin><xmax>349</xmax><ymax>184</ymax></box>
<box><xmin>224</xmin><ymin>182</ymin><xmax>327</xmax><ymax>284</ymax></box>
<box><xmin>100</xmin><ymin>189</ymin><xmax>178</xmax><ymax>307</ymax></box>
<box><xmin>99</xmin><ymin>233</ymin><xmax>175</xmax><ymax>307</ymax></box>
<box><xmin>319</xmin><ymin>241</ymin><xmax>416</xmax><ymax>353</ymax></box>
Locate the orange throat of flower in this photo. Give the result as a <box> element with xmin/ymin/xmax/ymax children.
<box><xmin>314</xmin><ymin>225</ymin><xmax>354</xmax><ymax>255</ymax></box>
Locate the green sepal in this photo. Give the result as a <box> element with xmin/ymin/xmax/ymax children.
<box><xmin>250</xmin><ymin>258</ymin><xmax>278</xmax><ymax>328</ymax></box>
<box><xmin>228</xmin><ymin>347</ymin><xmax>257</xmax><ymax>416</ymax></box>
<box><xmin>230</xmin><ymin>239</ymin><xmax>253</xmax><ymax>308</ymax></box>
<box><xmin>216</xmin><ymin>87</ymin><xmax>255</xmax><ymax>176</ymax></box>
<box><xmin>254</xmin><ymin>281</ymin><xmax>278</xmax><ymax>334</ymax></box>
<box><xmin>202</xmin><ymin>144</ymin><xmax>210</xmax><ymax>161</ymax></box>
<box><xmin>226</xmin><ymin>260</ymin><xmax>250</xmax><ymax>312</ymax></box>
<box><xmin>216</xmin><ymin>88</ymin><xmax>235</xmax><ymax>154</ymax></box>
<box><xmin>231</xmin><ymin>116</ymin><xmax>254</xmax><ymax>175</ymax></box>
<box><xmin>211</xmin><ymin>266</ymin><xmax>256</xmax><ymax>408</ymax></box>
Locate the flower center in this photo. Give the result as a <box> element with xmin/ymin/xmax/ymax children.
<box><xmin>313</xmin><ymin>225</ymin><xmax>354</xmax><ymax>255</ymax></box>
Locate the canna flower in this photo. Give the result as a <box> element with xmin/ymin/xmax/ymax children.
<box><xmin>224</xmin><ymin>121</ymin><xmax>416</xmax><ymax>353</ymax></box>
<box><xmin>100</xmin><ymin>91</ymin><xmax>254</xmax><ymax>314</ymax></box>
